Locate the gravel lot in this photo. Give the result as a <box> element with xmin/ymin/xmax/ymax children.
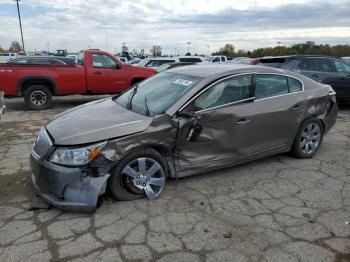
<box><xmin>0</xmin><ymin>96</ymin><xmax>349</xmax><ymax>262</ymax></box>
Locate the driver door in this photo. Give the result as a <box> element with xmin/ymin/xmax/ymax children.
<box><xmin>174</xmin><ymin>74</ymin><xmax>255</xmax><ymax>175</ymax></box>
<box><xmin>87</xmin><ymin>53</ymin><xmax>128</xmax><ymax>93</ymax></box>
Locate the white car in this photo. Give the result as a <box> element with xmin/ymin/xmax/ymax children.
<box><xmin>342</xmin><ymin>57</ymin><xmax>350</xmax><ymax>64</ymax></box>
<box><xmin>135</xmin><ymin>56</ymin><xmax>203</xmax><ymax>68</ymax></box>
<box><xmin>0</xmin><ymin>52</ymin><xmax>17</xmax><ymax>63</ymax></box>
<box><xmin>202</xmin><ymin>55</ymin><xmax>228</xmax><ymax>63</ymax></box>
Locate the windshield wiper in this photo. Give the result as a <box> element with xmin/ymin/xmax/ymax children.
<box><xmin>127</xmin><ymin>84</ymin><xmax>138</xmax><ymax>109</ymax></box>
<box><xmin>144</xmin><ymin>97</ymin><xmax>150</xmax><ymax>117</ymax></box>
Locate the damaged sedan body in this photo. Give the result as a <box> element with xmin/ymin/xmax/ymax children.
<box><xmin>30</xmin><ymin>64</ymin><xmax>338</xmax><ymax>212</ymax></box>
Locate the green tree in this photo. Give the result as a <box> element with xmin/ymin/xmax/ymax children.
<box><xmin>9</xmin><ymin>41</ymin><xmax>22</xmax><ymax>53</ymax></box>
<box><xmin>213</xmin><ymin>44</ymin><xmax>236</xmax><ymax>57</ymax></box>
<box><xmin>150</xmin><ymin>45</ymin><xmax>162</xmax><ymax>57</ymax></box>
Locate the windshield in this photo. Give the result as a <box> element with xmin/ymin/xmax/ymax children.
<box><xmin>115</xmin><ymin>72</ymin><xmax>202</xmax><ymax>116</ymax></box>
<box><xmin>204</xmin><ymin>56</ymin><xmax>213</xmax><ymax>62</ymax></box>
<box><xmin>137</xmin><ymin>59</ymin><xmax>149</xmax><ymax>67</ymax></box>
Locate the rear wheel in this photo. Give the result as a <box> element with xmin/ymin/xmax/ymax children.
<box><xmin>24</xmin><ymin>85</ymin><xmax>52</xmax><ymax>110</ymax></box>
<box><xmin>108</xmin><ymin>148</ymin><xmax>167</xmax><ymax>201</ymax></box>
<box><xmin>291</xmin><ymin>117</ymin><xmax>324</xmax><ymax>158</ymax></box>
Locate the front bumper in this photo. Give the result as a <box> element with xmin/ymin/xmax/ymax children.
<box><xmin>30</xmin><ymin>154</ymin><xmax>110</xmax><ymax>213</ymax></box>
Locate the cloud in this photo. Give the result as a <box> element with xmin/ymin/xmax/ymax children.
<box><xmin>0</xmin><ymin>0</ymin><xmax>349</xmax><ymax>54</ymax></box>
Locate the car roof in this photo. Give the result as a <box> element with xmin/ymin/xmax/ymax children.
<box><xmin>146</xmin><ymin>57</ymin><xmax>176</xmax><ymax>61</ymax></box>
<box><xmin>261</xmin><ymin>55</ymin><xmax>340</xmax><ymax>60</ymax></box>
<box><xmin>166</xmin><ymin>64</ymin><xmax>288</xmax><ymax>78</ymax></box>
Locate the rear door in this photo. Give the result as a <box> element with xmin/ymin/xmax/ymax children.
<box><xmin>330</xmin><ymin>59</ymin><xmax>350</xmax><ymax>101</ymax></box>
<box><xmin>87</xmin><ymin>53</ymin><xmax>128</xmax><ymax>93</ymax></box>
<box><xmin>304</xmin><ymin>57</ymin><xmax>338</xmax><ymax>84</ymax></box>
<box><xmin>247</xmin><ymin>74</ymin><xmax>304</xmax><ymax>154</ymax></box>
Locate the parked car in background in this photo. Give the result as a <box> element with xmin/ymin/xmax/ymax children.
<box><xmin>259</xmin><ymin>55</ymin><xmax>350</xmax><ymax>103</ymax></box>
<box><xmin>342</xmin><ymin>57</ymin><xmax>350</xmax><ymax>64</ymax></box>
<box><xmin>0</xmin><ymin>91</ymin><xmax>5</xmax><ymax>127</ymax></box>
<box><xmin>156</xmin><ymin>62</ymin><xmax>196</xmax><ymax>73</ymax></box>
<box><xmin>136</xmin><ymin>56</ymin><xmax>203</xmax><ymax>69</ymax></box>
<box><xmin>66</xmin><ymin>54</ymin><xmax>79</xmax><ymax>64</ymax></box>
<box><xmin>0</xmin><ymin>52</ymin><xmax>18</xmax><ymax>63</ymax></box>
<box><xmin>228</xmin><ymin>57</ymin><xmax>260</xmax><ymax>65</ymax></box>
<box><xmin>0</xmin><ymin>49</ymin><xmax>155</xmax><ymax>110</ymax></box>
<box><xmin>202</xmin><ymin>55</ymin><xmax>228</xmax><ymax>63</ymax></box>
<box><xmin>7</xmin><ymin>56</ymin><xmax>76</xmax><ymax>65</ymax></box>
<box><xmin>30</xmin><ymin>64</ymin><xmax>337</xmax><ymax>212</ymax></box>
<box><xmin>118</xmin><ymin>57</ymin><xmax>128</xmax><ymax>64</ymax></box>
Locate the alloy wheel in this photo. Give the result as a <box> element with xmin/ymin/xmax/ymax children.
<box><xmin>300</xmin><ymin>123</ymin><xmax>321</xmax><ymax>154</ymax></box>
<box><xmin>121</xmin><ymin>157</ymin><xmax>165</xmax><ymax>200</ymax></box>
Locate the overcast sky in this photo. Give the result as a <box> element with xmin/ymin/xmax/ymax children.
<box><xmin>0</xmin><ymin>0</ymin><xmax>349</xmax><ymax>55</ymax></box>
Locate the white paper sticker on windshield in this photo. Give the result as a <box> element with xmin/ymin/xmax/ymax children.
<box><xmin>173</xmin><ymin>79</ymin><xmax>193</xmax><ymax>86</ymax></box>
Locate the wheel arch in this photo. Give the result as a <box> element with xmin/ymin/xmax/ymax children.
<box><xmin>17</xmin><ymin>76</ymin><xmax>57</xmax><ymax>96</ymax></box>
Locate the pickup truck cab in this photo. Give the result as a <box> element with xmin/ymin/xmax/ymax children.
<box><xmin>201</xmin><ymin>56</ymin><xmax>228</xmax><ymax>63</ymax></box>
<box><xmin>0</xmin><ymin>50</ymin><xmax>155</xmax><ymax>110</ymax></box>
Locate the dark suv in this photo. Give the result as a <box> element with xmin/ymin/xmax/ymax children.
<box><xmin>259</xmin><ymin>55</ymin><xmax>350</xmax><ymax>103</ymax></box>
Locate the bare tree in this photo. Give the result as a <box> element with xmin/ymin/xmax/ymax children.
<box><xmin>9</xmin><ymin>41</ymin><xmax>22</xmax><ymax>53</ymax></box>
<box><xmin>150</xmin><ymin>45</ymin><xmax>162</xmax><ymax>57</ymax></box>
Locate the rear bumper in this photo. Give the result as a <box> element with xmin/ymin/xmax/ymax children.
<box><xmin>30</xmin><ymin>154</ymin><xmax>110</xmax><ymax>213</ymax></box>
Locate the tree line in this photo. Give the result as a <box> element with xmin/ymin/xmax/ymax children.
<box><xmin>0</xmin><ymin>41</ymin><xmax>23</xmax><ymax>53</ymax></box>
<box><xmin>212</xmin><ymin>41</ymin><xmax>350</xmax><ymax>58</ymax></box>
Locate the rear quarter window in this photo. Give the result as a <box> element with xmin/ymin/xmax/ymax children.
<box><xmin>287</xmin><ymin>77</ymin><xmax>303</xmax><ymax>93</ymax></box>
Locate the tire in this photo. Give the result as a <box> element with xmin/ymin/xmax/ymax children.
<box><xmin>108</xmin><ymin>148</ymin><xmax>168</xmax><ymax>201</ymax></box>
<box><xmin>24</xmin><ymin>85</ymin><xmax>52</xmax><ymax>110</ymax></box>
<box><xmin>291</xmin><ymin>117</ymin><xmax>324</xmax><ymax>158</ymax></box>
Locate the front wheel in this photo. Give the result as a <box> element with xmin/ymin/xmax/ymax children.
<box><xmin>108</xmin><ymin>148</ymin><xmax>167</xmax><ymax>201</ymax></box>
<box><xmin>291</xmin><ymin>117</ymin><xmax>324</xmax><ymax>158</ymax></box>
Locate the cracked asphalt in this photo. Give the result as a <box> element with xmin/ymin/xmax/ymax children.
<box><xmin>0</xmin><ymin>95</ymin><xmax>350</xmax><ymax>262</ymax></box>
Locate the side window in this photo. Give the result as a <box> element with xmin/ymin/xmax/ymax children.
<box><xmin>212</xmin><ymin>57</ymin><xmax>220</xmax><ymax>63</ymax></box>
<box><xmin>287</xmin><ymin>77</ymin><xmax>303</xmax><ymax>93</ymax></box>
<box><xmin>29</xmin><ymin>59</ymin><xmax>51</xmax><ymax>65</ymax></box>
<box><xmin>50</xmin><ymin>59</ymin><xmax>65</xmax><ymax>65</ymax></box>
<box><xmin>285</xmin><ymin>59</ymin><xmax>308</xmax><ymax>70</ymax></box>
<box><xmin>92</xmin><ymin>54</ymin><xmax>117</xmax><ymax>68</ymax></box>
<box><xmin>11</xmin><ymin>59</ymin><xmax>28</xmax><ymax>64</ymax></box>
<box><xmin>333</xmin><ymin>60</ymin><xmax>350</xmax><ymax>74</ymax></box>
<box><xmin>308</xmin><ymin>58</ymin><xmax>335</xmax><ymax>72</ymax></box>
<box><xmin>189</xmin><ymin>74</ymin><xmax>253</xmax><ymax>111</ymax></box>
<box><xmin>255</xmin><ymin>74</ymin><xmax>288</xmax><ymax>99</ymax></box>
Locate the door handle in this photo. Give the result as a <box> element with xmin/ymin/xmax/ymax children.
<box><xmin>292</xmin><ymin>104</ymin><xmax>303</xmax><ymax>111</ymax></box>
<box><xmin>93</xmin><ymin>71</ymin><xmax>102</xmax><ymax>75</ymax></box>
<box><xmin>235</xmin><ymin>118</ymin><xmax>250</xmax><ymax>125</ymax></box>
<box><xmin>311</xmin><ymin>73</ymin><xmax>319</xmax><ymax>77</ymax></box>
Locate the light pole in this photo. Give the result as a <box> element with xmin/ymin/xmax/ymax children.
<box><xmin>207</xmin><ymin>45</ymin><xmax>210</xmax><ymax>55</ymax></box>
<box><xmin>186</xmin><ymin>42</ymin><xmax>191</xmax><ymax>55</ymax></box>
<box><xmin>46</xmin><ymin>43</ymin><xmax>50</xmax><ymax>54</ymax></box>
<box><xmin>14</xmin><ymin>0</ymin><xmax>25</xmax><ymax>53</ymax></box>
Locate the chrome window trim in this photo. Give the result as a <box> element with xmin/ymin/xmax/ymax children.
<box><xmin>254</xmin><ymin>73</ymin><xmax>304</xmax><ymax>101</ymax></box>
<box><xmin>196</xmin><ymin>97</ymin><xmax>255</xmax><ymax>113</ymax></box>
<box><xmin>178</xmin><ymin>72</ymin><xmax>305</xmax><ymax>114</ymax></box>
<box><xmin>178</xmin><ymin>73</ymin><xmax>254</xmax><ymax>113</ymax></box>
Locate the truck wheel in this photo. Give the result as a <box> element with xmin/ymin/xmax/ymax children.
<box><xmin>24</xmin><ymin>85</ymin><xmax>52</xmax><ymax>110</ymax></box>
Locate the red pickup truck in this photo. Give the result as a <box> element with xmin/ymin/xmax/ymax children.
<box><xmin>0</xmin><ymin>50</ymin><xmax>155</xmax><ymax>110</ymax></box>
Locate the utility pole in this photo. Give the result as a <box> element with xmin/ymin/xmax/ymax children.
<box><xmin>14</xmin><ymin>0</ymin><xmax>25</xmax><ymax>53</ymax></box>
<box><xmin>186</xmin><ymin>42</ymin><xmax>191</xmax><ymax>55</ymax></box>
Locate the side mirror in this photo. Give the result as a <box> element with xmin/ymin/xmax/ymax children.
<box><xmin>177</xmin><ymin>109</ymin><xmax>198</xmax><ymax>119</ymax></box>
<box><xmin>112</xmin><ymin>63</ymin><xmax>120</xmax><ymax>69</ymax></box>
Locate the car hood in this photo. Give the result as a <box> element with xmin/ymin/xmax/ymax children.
<box><xmin>46</xmin><ymin>98</ymin><xmax>152</xmax><ymax>146</ymax></box>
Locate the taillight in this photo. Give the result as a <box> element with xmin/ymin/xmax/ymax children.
<box><xmin>329</xmin><ymin>91</ymin><xmax>337</xmax><ymax>103</ymax></box>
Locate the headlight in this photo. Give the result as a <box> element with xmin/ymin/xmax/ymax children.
<box><xmin>49</xmin><ymin>141</ymin><xmax>107</xmax><ymax>166</ymax></box>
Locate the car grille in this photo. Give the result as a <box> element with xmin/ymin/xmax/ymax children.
<box><xmin>32</xmin><ymin>128</ymin><xmax>53</xmax><ymax>159</ymax></box>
